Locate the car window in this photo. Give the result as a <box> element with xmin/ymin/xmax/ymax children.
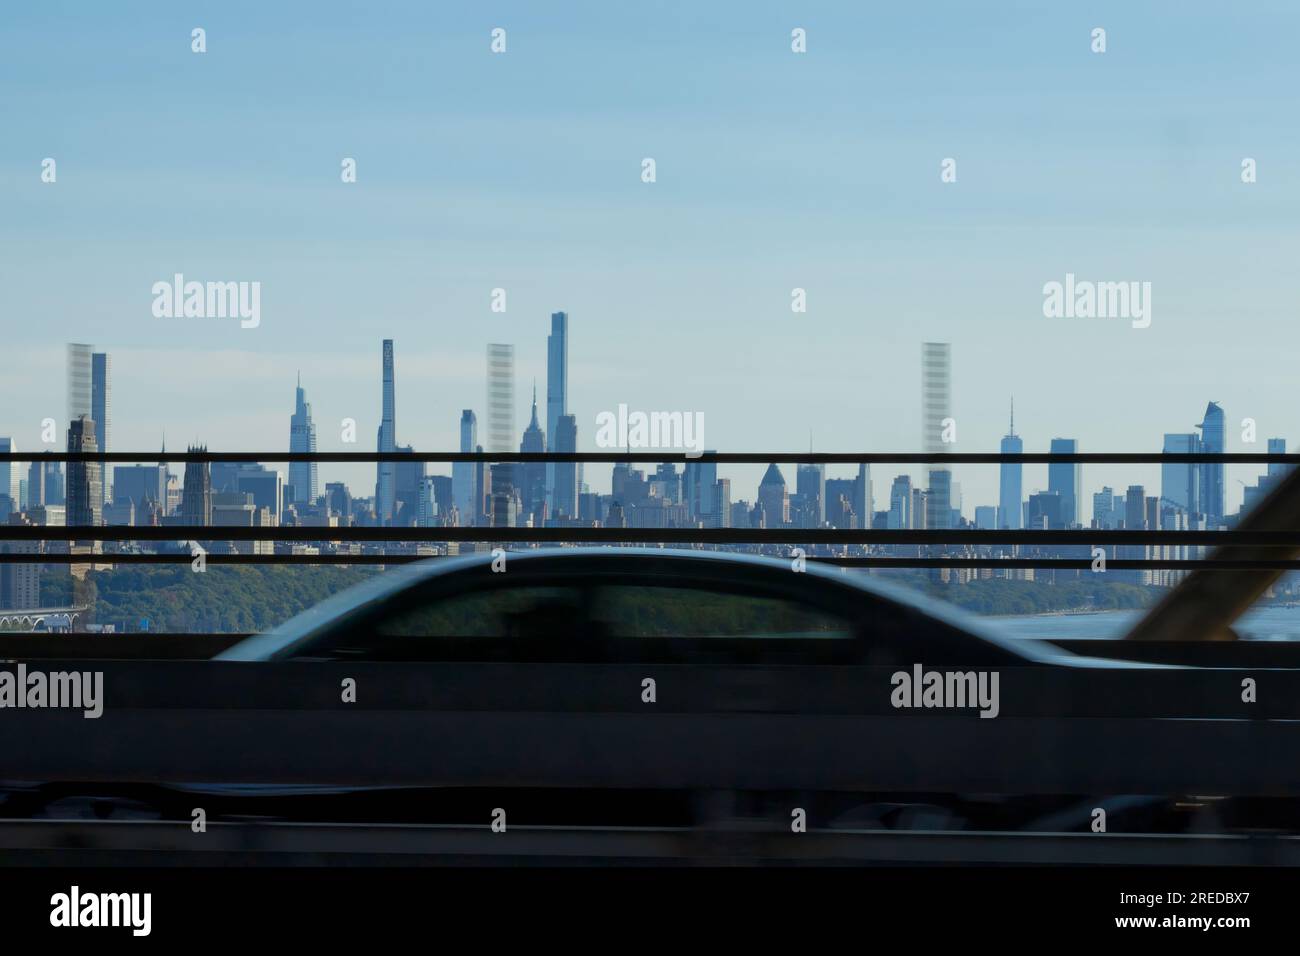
<box><xmin>589</xmin><ymin>583</ymin><xmax>854</xmax><ymax>639</ymax></box>
<box><xmin>373</xmin><ymin>584</ymin><xmax>587</xmax><ymax>639</ymax></box>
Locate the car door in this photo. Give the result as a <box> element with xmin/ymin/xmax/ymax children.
<box><xmin>267</xmin><ymin>555</ymin><xmax>1018</xmax><ymax>796</ymax></box>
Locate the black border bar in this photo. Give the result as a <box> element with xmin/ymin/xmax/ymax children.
<box><xmin>3</xmin><ymin>451</ymin><xmax>1298</xmax><ymax>464</ymax></box>
<box><xmin>1</xmin><ymin>553</ymin><xmax>1298</xmax><ymax>569</ymax></box>
<box><xmin>3</xmin><ymin>526</ymin><xmax>1297</xmax><ymax>544</ymax></box>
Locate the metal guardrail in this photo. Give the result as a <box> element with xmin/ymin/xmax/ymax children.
<box><xmin>7</xmin><ymin>634</ymin><xmax>1300</xmax><ymax>665</ymax></box>
<box><xmin>5</xmin><ymin>822</ymin><xmax>1296</xmax><ymax>866</ymax></box>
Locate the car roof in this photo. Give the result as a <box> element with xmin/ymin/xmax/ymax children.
<box><xmin>217</xmin><ymin>547</ymin><xmax>1064</xmax><ymax>662</ymax></box>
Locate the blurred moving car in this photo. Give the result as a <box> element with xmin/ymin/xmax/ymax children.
<box><xmin>216</xmin><ymin>548</ymin><xmax>1089</xmax><ymax>667</ymax></box>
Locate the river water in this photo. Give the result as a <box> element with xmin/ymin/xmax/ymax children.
<box><xmin>980</xmin><ymin>604</ymin><xmax>1300</xmax><ymax>642</ymax></box>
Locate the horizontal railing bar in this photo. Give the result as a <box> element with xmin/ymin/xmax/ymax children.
<box><xmin>0</xmin><ymin>527</ymin><xmax>1295</xmax><ymax>545</ymax></box>
<box><xmin>813</xmin><ymin>557</ymin><xmax>1300</xmax><ymax>570</ymax></box>
<box><xmin>3</xmin><ymin>451</ymin><xmax>1298</xmax><ymax>465</ymax></box>
<box><xmin>0</xmin><ymin>553</ymin><xmax>1295</xmax><ymax>570</ymax></box>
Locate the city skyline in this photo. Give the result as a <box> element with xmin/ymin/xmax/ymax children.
<box><xmin>1</xmin><ymin>327</ymin><xmax>1285</xmax><ymax>537</ymax></box>
<box><xmin>4</xmin><ymin>3</ymin><xmax>1299</xmax><ymax>516</ymax></box>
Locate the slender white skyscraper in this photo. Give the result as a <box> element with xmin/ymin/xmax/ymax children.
<box><xmin>67</xmin><ymin>343</ymin><xmax>93</xmax><ymax>427</ymax></box>
<box><xmin>921</xmin><ymin>342</ymin><xmax>952</xmax><ymax>529</ymax></box>
<box><xmin>376</xmin><ymin>340</ymin><xmax>397</xmax><ymax>524</ymax></box>
<box><xmin>289</xmin><ymin>374</ymin><xmax>319</xmax><ymax>505</ymax></box>
<box><xmin>545</xmin><ymin>312</ymin><xmax>568</xmax><ymax>506</ymax></box>
<box><xmin>486</xmin><ymin>343</ymin><xmax>515</xmax><ymax>456</ymax></box>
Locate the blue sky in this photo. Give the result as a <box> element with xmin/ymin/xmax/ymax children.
<box><xmin>2</xmin><ymin>1</ymin><xmax>1298</xmax><ymax>510</ymax></box>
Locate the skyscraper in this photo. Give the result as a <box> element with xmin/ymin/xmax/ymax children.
<box><xmin>1197</xmin><ymin>401</ymin><xmax>1225</xmax><ymax>525</ymax></box>
<box><xmin>67</xmin><ymin>343</ymin><xmax>93</xmax><ymax>427</ymax></box>
<box><xmin>181</xmin><ymin>447</ymin><xmax>212</xmax><ymax>526</ymax></box>
<box><xmin>796</xmin><ymin>463</ymin><xmax>825</xmax><ymax>528</ymax></box>
<box><xmin>91</xmin><ymin>352</ymin><xmax>111</xmax><ymax>504</ymax></box>
<box><xmin>0</xmin><ymin>438</ymin><xmax>19</xmax><ymax>519</ymax></box>
<box><xmin>1124</xmin><ymin>485</ymin><xmax>1147</xmax><ymax>529</ymax></box>
<box><xmin>486</xmin><ymin>343</ymin><xmax>515</xmax><ymax>490</ymax></box>
<box><xmin>112</xmin><ymin>464</ymin><xmax>168</xmax><ymax>514</ymax></box>
<box><xmin>1161</xmin><ymin>432</ymin><xmax>1200</xmax><ymax>515</ymax></box>
<box><xmin>1047</xmin><ymin>438</ymin><xmax>1081</xmax><ymax>527</ymax></box>
<box><xmin>921</xmin><ymin>342</ymin><xmax>952</xmax><ymax>529</ymax></box>
<box><xmin>376</xmin><ymin>340</ymin><xmax>397</xmax><ymax>525</ymax></box>
<box><xmin>855</xmin><ymin>463</ymin><xmax>871</xmax><ymax>533</ymax></box>
<box><xmin>1026</xmin><ymin>491</ymin><xmax>1065</xmax><ymax>529</ymax></box>
<box><xmin>1093</xmin><ymin>487</ymin><xmax>1115</xmax><ymax>528</ymax></box>
<box><xmin>553</xmin><ymin>415</ymin><xmax>578</xmax><ymax>519</ymax></box>
<box><xmin>685</xmin><ymin>455</ymin><xmax>718</xmax><ymax>523</ymax></box>
<box><xmin>453</xmin><ymin>410</ymin><xmax>478</xmax><ymax>525</ymax></box>
<box><xmin>998</xmin><ymin>398</ymin><xmax>1022</xmax><ymax>529</ymax></box>
<box><xmin>888</xmin><ymin>474</ymin><xmax>914</xmax><ymax>529</ymax></box>
<box><xmin>29</xmin><ymin>458</ymin><xmax>63</xmax><ymax>508</ymax></box>
<box><xmin>391</xmin><ymin>444</ymin><xmax>426</xmax><ymax>526</ymax></box>
<box><xmin>757</xmin><ymin>464</ymin><xmax>789</xmax><ymax>528</ymax></box>
<box><xmin>1268</xmin><ymin>438</ymin><xmax>1288</xmax><ymax>478</ymax></box>
<box><xmin>520</xmin><ymin>385</ymin><xmax>547</xmax><ymax>525</ymax></box>
<box><xmin>545</xmin><ymin>312</ymin><xmax>568</xmax><ymax>506</ymax></box>
<box><xmin>25</xmin><ymin>455</ymin><xmax>44</xmax><ymax>511</ymax></box>
<box><xmin>474</xmin><ymin>443</ymin><xmax>490</xmax><ymax>525</ymax></box>
<box><xmin>325</xmin><ymin>482</ymin><xmax>353</xmax><ymax>523</ymax></box>
<box><xmin>289</xmin><ymin>374</ymin><xmax>319</xmax><ymax>505</ymax></box>
<box><xmin>66</xmin><ymin>417</ymin><xmax>102</xmax><ymax>529</ymax></box>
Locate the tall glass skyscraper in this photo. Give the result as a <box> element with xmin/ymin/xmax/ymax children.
<box><xmin>1161</xmin><ymin>432</ymin><xmax>1200</xmax><ymax>515</ymax></box>
<box><xmin>1198</xmin><ymin>401</ymin><xmax>1225</xmax><ymax>525</ymax></box>
<box><xmin>998</xmin><ymin>399</ymin><xmax>1022</xmax><ymax>529</ymax></box>
<box><xmin>453</xmin><ymin>410</ymin><xmax>478</xmax><ymax>525</ymax></box>
<box><xmin>289</xmin><ymin>374</ymin><xmax>319</xmax><ymax>505</ymax></box>
<box><xmin>553</xmin><ymin>414</ymin><xmax>578</xmax><ymax>518</ymax></box>
<box><xmin>796</xmin><ymin>463</ymin><xmax>825</xmax><ymax>527</ymax></box>
<box><xmin>1047</xmin><ymin>438</ymin><xmax>1081</xmax><ymax>527</ymax></box>
<box><xmin>1268</xmin><ymin>438</ymin><xmax>1289</xmax><ymax>478</ymax></box>
<box><xmin>888</xmin><ymin>474</ymin><xmax>913</xmax><ymax>529</ymax></box>
<box><xmin>91</xmin><ymin>352</ymin><xmax>110</xmax><ymax>504</ymax></box>
<box><xmin>684</xmin><ymin>455</ymin><xmax>717</xmax><ymax>523</ymax></box>
<box><xmin>376</xmin><ymin>340</ymin><xmax>396</xmax><ymax>524</ymax></box>
<box><xmin>855</xmin><ymin>463</ymin><xmax>871</xmax><ymax>531</ymax></box>
<box><xmin>546</xmin><ymin>312</ymin><xmax>568</xmax><ymax>507</ymax></box>
<box><xmin>0</xmin><ymin>438</ymin><xmax>18</xmax><ymax>519</ymax></box>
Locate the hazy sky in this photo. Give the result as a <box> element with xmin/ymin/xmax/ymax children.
<box><xmin>3</xmin><ymin>1</ymin><xmax>1298</xmax><ymax>512</ymax></box>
